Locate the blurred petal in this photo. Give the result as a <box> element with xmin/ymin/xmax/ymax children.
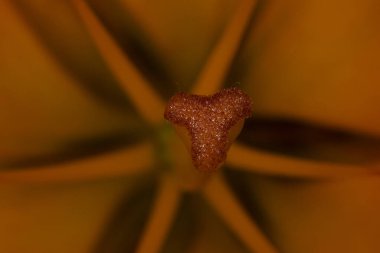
<box><xmin>11</xmin><ymin>0</ymin><xmax>133</xmax><ymax>109</ymax></box>
<box><xmin>73</xmin><ymin>0</ymin><xmax>165</xmax><ymax>125</ymax></box>
<box><xmin>226</xmin><ymin>171</ymin><xmax>380</xmax><ymax>252</ymax></box>
<box><xmin>0</xmin><ymin>141</ymin><xmax>154</xmax><ymax>183</ymax></box>
<box><xmin>162</xmin><ymin>194</ymin><xmax>250</xmax><ymax>253</ymax></box>
<box><xmin>192</xmin><ymin>0</ymin><xmax>258</xmax><ymax>95</ymax></box>
<box><xmin>0</xmin><ymin>0</ymin><xmax>144</xmax><ymax>164</ymax></box>
<box><xmin>135</xmin><ymin>175</ymin><xmax>182</xmax><ymax>253</ymax></box>
<box><xmin>122</xmin><ymin>0</ymin><xmax>242</xmax><ymax>88</ymax></box>
<box><xmin>86</xmin><ymin>0</ymin><xmax>177</xmax><ymax>99</ymax></box>
<box><xmin>239</xmin><ymin>118</ymin><xmax>380</xmax><ymax>165</ymax></box>
<box><xmin>93</xmin><ymin>178</ymin><xmax>157</xmax><ymax>253</ymax></box>
<box><xmin>0</xmin><ymin>175</ymin><xmax>149</xmax><ymax>253</ymax></box>
<box><xmin>231</xmin><ymin>0</ymin><xmax>380</xmax><ymax>135</ymax></box>
<box><xmin>203</xmin><ymin>175</ymin><xmax>278</xmax><ymax>253</ymax></box>
<box><xmin>227</xmin><ymin>143</ymin><xmax>377</xmax><ymax>178</ymax></box>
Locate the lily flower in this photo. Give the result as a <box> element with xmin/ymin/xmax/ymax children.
<box><xmin>1</xmin><ymin>0</ymin><xmax>380</xmax><ymax>253</ymax></box>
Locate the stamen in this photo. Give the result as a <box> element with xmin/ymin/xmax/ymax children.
<box><xmin>191</xmin><ymin>0</ymin><xmax>258</xmax><ymax>95</ymax></box>
<box><xmin>135</xmin><ymin>175</ymin><xmax>181</xmax><ymax>253</ymax></box>
<box><xmin>164</xmin><ymin>87</ymin><xmax>252</xmax><ymax>172</ymax></box>
<box><xmin>203</xmin><ymin>175</ymin><xmax>278</xmax><ymax>253</ymax></box>
<box><xmin>0</xmin><ymin>142</ymin><xmax>154</xmax><ymax>183</ymax></box>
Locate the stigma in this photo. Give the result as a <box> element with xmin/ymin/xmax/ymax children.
<box><xmin>164</xmin><ymin>87</ymin><xmax>252</xmax><ymax>172</ymax></box>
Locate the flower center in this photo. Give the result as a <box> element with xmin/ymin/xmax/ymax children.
<box><xmin>158</xmin><ymin>87</ymin><xmax>252</xmax><ymax>190</ymax></box>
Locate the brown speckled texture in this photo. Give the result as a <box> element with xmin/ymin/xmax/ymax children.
<box><xmin>164</xmin><ymin>87</ymin><xmax>252</xmax><ymax>172</ymax></box>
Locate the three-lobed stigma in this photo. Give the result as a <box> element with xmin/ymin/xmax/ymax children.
<box><xmin>164</xmin><ymin>87</ymin><xmax>252</xmax><ymax>172</ymax></box>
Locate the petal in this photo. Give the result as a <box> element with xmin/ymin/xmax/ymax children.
<box><xmin>161</xmin><ymin>194</ymin><xmax>251</xmax><ymax>253</ymax></box>
<box><xmin>225</xmin><ymin>170</ymin><xmax>380</xmax><ymax>252</ymax></box>
<box><xmin>238</xmin><ymin>117</ymin><xmax>380</xmax><ymax>165</ymax></box>
<box><xmin>11</xmin><ymin>0</ymin><xmax>133</xmax><ymax>109</ymax></box>
<box><xmin>231</xmin><ymin>0</ymin><xmax>380</xmax><ymax>136</ymax></box>
<box><xmin>0</xmin><ymin>1</ymin><xmax>144</xmax><ymax>165</ymax></box>
<box><xmin>0</xmin><ymin>174</ymin><xmax>151</xmax><ymax>253</ymax></box>
<box><xmin>121</xmin><ymin>0</ymin><xmax>244</xmax><ymax>89</ymax></box>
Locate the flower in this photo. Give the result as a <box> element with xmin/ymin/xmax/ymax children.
<box><xmin>1</xmin><ymin>0</ymin><xmax>380</xmax><ymax>253</ymax></box>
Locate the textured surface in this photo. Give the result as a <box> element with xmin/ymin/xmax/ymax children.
<box><xmin>164</xmin><ymin>87</ymin><xmax>252</xmax><ymax>172</ymax></box>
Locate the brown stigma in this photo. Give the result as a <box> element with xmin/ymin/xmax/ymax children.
<box><xmin>164</xmin><ymin>87</ymin><xmax>252</xmax><ymax>172</ymax></box>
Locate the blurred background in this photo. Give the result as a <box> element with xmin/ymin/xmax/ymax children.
<box><xmin>1</xmin><ymin>0</ymin><xmax>380</xmax><ymax>252</ymax></box>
